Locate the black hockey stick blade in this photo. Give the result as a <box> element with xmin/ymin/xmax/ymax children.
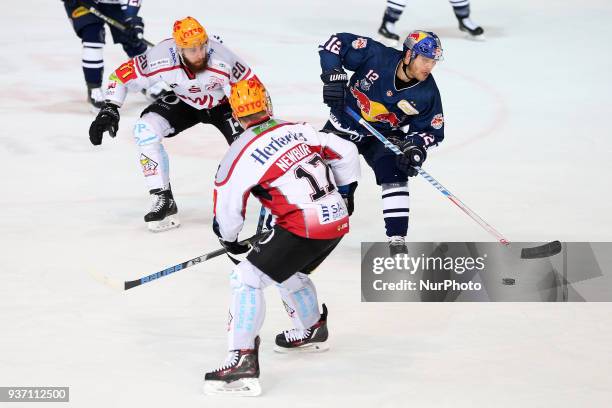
<box><xmin>520</xmin><ymin>240</ymin><xmax>562</xmax><ymax>259</ymax></box>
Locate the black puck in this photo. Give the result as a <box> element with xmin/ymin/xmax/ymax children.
<box><xmin>502</xmin><ymin>278</ymin><xmax>516</xmax><ymax>285</ymax></box>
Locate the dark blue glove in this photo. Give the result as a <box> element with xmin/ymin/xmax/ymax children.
<box><xmin>321</xmin><ymin>69</ymin><xmax>348</xmax><ymax>108</ymax></box>
<box><xmin>124</xmin><ymin>16</ymin><xmax>145</xmax><ymax>47</ymax></box>
<box><xmin>89</xmin><ymin>103</ymin><xmax>120</xmax><ymax>146</ymax></box>
<box><xmin>390</xmin><ymin>133</ymin><xmax>428</xmax><ymax>177</ymax></box>
<box><xmin>338</xmin><ymin>181</ymin><xmax>358</xmax><ymax>216</ymax></box>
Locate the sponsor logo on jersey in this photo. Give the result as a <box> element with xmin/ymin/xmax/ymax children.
<box><xmin>250</xmin><ymin>132</ymin><xmax>307</xmax><ymax>165</ymax></box>
<box><xmin>149</xmin><ymin>58</ymin><xmax>171</xmax><ymax>71</ymax></box>
<box><xmin>188</xmin><ymin>85</ymin><xmax>201</xmax><ymax>93</ymax></box>
<box><xmin>275</xmin><ymin>143</ymin><xmax>313</xmax><ymax>172</ymax></box>
<box><xmin>169</xmin><ymin>47</ymin><xmax>178</xmax><ymax>65</ymax></box>
<box><xmin>350</xmin><ymin>86</ymin><xmax>400</xmax><ymax>127</ymax></box>
<box><xmin>431</xmin><ymin>113</ymin><xmax>444</xmax><ymax>129</ymax></box>
<box><xmin>140</xmin><ymin>154</ymin><xmax>158</xmax><ymax>176</ymax></box>
<box><xmin>318</xmin><ymin>201</ymin><xmax>348</xmax><ymax>224</ymax></box>
<box><xmin>176</xmin><ymin>93</ymin><xmax>214</xmax><ymax>107</ymax></box>
<box><xmin>114</xmin><ymin>60</ymin><xmax>137</xmax><ymax>83</ymax></box>
<box><xmin>352</xmin><ymin>38</ymin><xmax>368</xmax><ymax>49</ymax></box>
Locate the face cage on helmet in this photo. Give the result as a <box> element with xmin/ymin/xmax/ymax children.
<box><xmin>410</xmin><ymin>41</ymin><xmax>443</xmax><ymax>62</ymax></box>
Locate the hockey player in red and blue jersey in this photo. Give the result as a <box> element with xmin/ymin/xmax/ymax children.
<box><xmin>319</xmin><ymin>30</ymin><xmax>445</xmax><ymax>254</ymax></box>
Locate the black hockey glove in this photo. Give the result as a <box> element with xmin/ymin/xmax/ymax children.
<box><xmin>321</xmin><ymin>69</ymin><xmax>348</xmax><ymax>108</ymax></box>
<box><xmin>89</xmin><ymin>103</ymin><xmax>120</xmax><ymax>146</ymax></box>
<box><xmin>218</xmin><ymin>239</ymin><xmax>251</xmax><ymax>255</ymax></box>
<box><xmin>212</xmin><ymin>217</ymin><xmax>251</xmax><ymax>255</ymax></box>
<box><xmin>393</xmin><ymin>135</ymin><xmax>427</xmax><ymax>177</ymax></box>
<box><xmin>338</xmin><ymin>181</ymin><xmax>358</xmax><ymax>216</ymax></box>
<box><xmin>124</xmin><ymin>16</ymin><xmax>145</xmax><ymax>47</ymax></box>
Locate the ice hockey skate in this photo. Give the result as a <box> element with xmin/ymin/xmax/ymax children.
<box><xmin>378</xmin><ymin>20</ymin><xmax>400</xmax><ymax>47</ymax></box>
<box><xmin>458</xmin><ymin>17</ymin><xmax>485</xmax><ymax>40</ymax></box>
<box><xmin>274</xmin><ymin>304</ymin><xmax>329</xmax><ymax>353</ymax></box>
<box><xmin>87</xmin><ymin>84</ymin><xmax>105</xmax><ymax>114</ymax></box>
<box><xmin>388</xmin><ymin>236</ymin><xmax>408</xmax><ymax>256</ymax></box>
<box><xmin>144</xmin><ymin>189</ymin><xmax>180</xmax><ymax>232</ymax></box>
<box><xmin>204</xmin><ymin>336</ymin><xmax>261</xmax><ymax>397</ymax></box>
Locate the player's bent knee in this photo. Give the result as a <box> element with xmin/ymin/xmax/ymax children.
<box><xmin>133</xmin><ymin>114</ymin><xmax>170</xmax><ymax>146</ymax></box>
<box><xmin>230</xmin><ymin>261</ymin><xmax>271</xmax><ymax>290</ymax></box>
<box><xmin>79</xmin><ymin>23</ymin><xmax>105</xmax><ymax>43</ymax></box>
<box><xmin>278</xmin><ymin>272</ymin><xmax>311</xmax><ymax>293</ymax></box>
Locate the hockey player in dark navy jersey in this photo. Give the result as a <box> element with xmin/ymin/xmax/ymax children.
<box><xmin>318</xmin><ymin>30</ymin><xmax>445</xmax><ymax>254</ymax></box>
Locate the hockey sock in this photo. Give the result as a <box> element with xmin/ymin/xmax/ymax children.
<box><xmin>383</xmin><ymin>0</ymin><xmax>408</xmax><ymax>24</ymax></box>
<box><xmin>227</xmin><ymin>261</ymin><xmax>273</xmax><ymax>350</ymax></box>
<box><xmin>449</xmin><ymin>0</ymin><xmax>471</xmax><ymax>18</ymax></box>
<box><xmin>382</xmin><ymin>182</ymin><xmax>410</xmax><ymax>237</ymax></box>
<box><xmin>277</xmin><ymin>273</ymin><xmax>320</xmax><ymax>330</ymax></box>
<box><xmin>134</xmin><ymin>114</ymin><xmax>173</xmax><ymax>191</ymax></box>
<box><xmin>80</xmin><ymin>25</ymin><xmax>105</xmax><ymax>87</ymax></box>
<box><xmin>81</xmin><ymin>41</ymin><xmax>104</xmax><ymax>87</ymax></box>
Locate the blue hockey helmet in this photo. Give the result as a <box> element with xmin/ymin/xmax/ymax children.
<box><xmin>403</xmin><ymin>30</ymin><xmax>443</xmax><ymax>61</ymax></box>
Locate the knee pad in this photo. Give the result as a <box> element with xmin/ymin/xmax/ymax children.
<box><xmin>133</xmin><ymin>113</ymin><xmax>172</xmax><ymax>146</ymax></box>
<box><xmin>278</xmin><ymin>272</ymin><xmax>311</xmax><ymax>293</ymax></box>
<box><xmin>230</xmin><ymin>261</ymin><xmax>274</xmax><ymax>291</ymax></box>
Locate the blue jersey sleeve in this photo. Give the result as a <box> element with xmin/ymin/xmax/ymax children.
<box><xmin>318</xmin><ymin>33</ymin><xmax>375</xmax><ymax>74</ymax></box>
<box><xmin>122</xmin><ymin>0</ymin><xmax>141</xmax><ymax>18</ymax></box>
<box><xmin>408</xmin><ymin>81</ymin><xmax>445</xmax><ymax>147</ymax></box>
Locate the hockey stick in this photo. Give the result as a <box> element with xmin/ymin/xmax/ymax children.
<box><xmin>77</xmin><ymin>1</ymin><xmax>155</xmax><ymax>47</ymax></box>
<box><xmin>92</xmin><ymin>232</ymin><xmax>268</xmax><ymax>291</ymax></box>
<box><xmin>344</xmin><ymin>106</ymin><xmax>561</xmax><ymax>258</ymax></box>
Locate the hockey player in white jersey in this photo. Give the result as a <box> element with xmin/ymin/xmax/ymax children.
<box><xmin>203</xmin><ymin>78</ymin><xmax>360</xmax><ymax>396</ymax></box>
<box><xmin>88</xmin><ymin>16</ymin><xmax>262</xmax><ymax>231</ymax></box>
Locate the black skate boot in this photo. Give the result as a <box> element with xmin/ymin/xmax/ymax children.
<box><xmin>458</xmin><ymin>17</ymin><xmax>485</xmax><ymax>39</ymax></box>
<box><xmin>388</xmin><ymin>236</ymin><xmax>408</xmax><ymax>256</ymax></box>
<box><xmin>378</xmin><ymin>20</ymin><xmax>400</xmax><ymax>45</ymax></box>
<box><xmin>144</xmin><ymin>188</ymin><xmax>179</xmax><ymax>232</ymax></box>
<box><xmin>274</xmin><ymin>304</ymin><xmax>329</xmax><ymax>353</ymax></box>
<box><xmin>86</xmin><ymin>83</ymin><xmax>105</xmax><ymax>114</ymax></box>
<box><xmin>204</xmin><ymin>336</ymin><xmax>261</xmax><ymax>396</ymax></box>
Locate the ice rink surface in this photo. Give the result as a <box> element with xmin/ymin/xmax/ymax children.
<box><xmin>1</xmin><ymin>0</ymin><xmax>611</xmax><ymax>406</ymax></box>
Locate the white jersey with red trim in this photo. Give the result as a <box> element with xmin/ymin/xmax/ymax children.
<box><xmin>214</xmin><ymin>119</ymin><xmax>360</xmax><ymax>241</ymax></box>
<box><xmin>104</xmin><ymin>36</ymin><xmax>255</xmax><ymax>110</ymax></box>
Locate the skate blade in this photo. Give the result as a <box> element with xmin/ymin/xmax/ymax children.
<box><xmin>378</xmin><ymin>35</ymin><xmax>400</xmax><ymax>49</ymax></box>
<box><xmin>463</xmin><ymin>32</ymin><xmax>486</xmax><ymax>41</ymax></box>
<box><xmin>147</xmin><ymin>215</ymin><xmax>180</xmax><ymax>232</ymax></box>
<box><xmin>204</xmin><ymin>378</ymin><xmax>261</xmax><ymax>397</ymax></box>
<box><xmin>273</xmin><ymin>341</ymin><xmax>329</xmax><ymax>354</ymax></box>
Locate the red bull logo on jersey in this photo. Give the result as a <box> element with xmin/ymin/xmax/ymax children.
<box><xmin>350</xmin><ymin>86</ymin><xmax>400</xmax><ymax>127</ymax></box>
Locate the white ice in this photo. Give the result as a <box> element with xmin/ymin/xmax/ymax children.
<box><xmin>1</xmin><ymin>0</ymin><xmax>611</xmax><ymax>407</ymax></box>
